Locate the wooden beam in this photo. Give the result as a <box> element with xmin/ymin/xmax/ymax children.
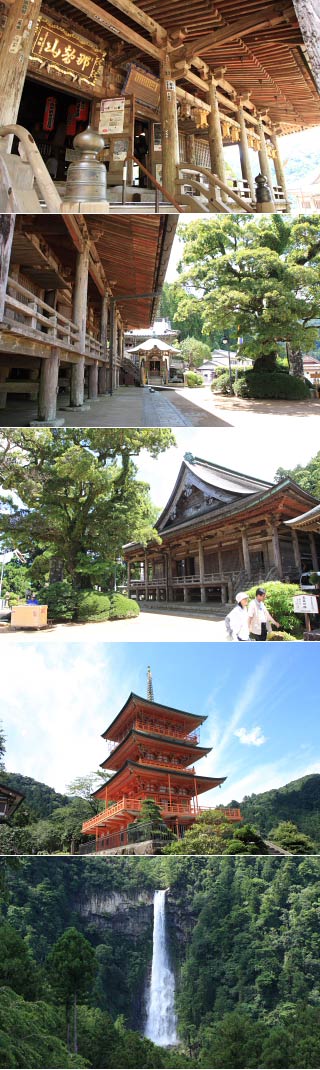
<box><xmin>63</xmin><ymin>0</ymin><xmax>161</xmax><ymax>60</ymax></box>
<box><xmin>105</xmin><ymin>0</ymin><xmax>166</xmax><ymax>43</ymax></box>
<box><xmin>173</xmin><ymin>4</ymin><xmax>294</xmax><ymax>63</ymax></box>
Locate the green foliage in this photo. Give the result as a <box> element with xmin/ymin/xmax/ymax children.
<box><xmin>0</xmin><ymin>560</ymin><xmax>32</xmax><ymax>603</ymax></box>
<box><xmin>179</xmin><ymin>337</ymin><xmax>212</xmax><ymax>369</ymax></box>
<box><xmin>0</xmin><ymin>430</ymin><xmax>175</xmax><ymax>589</ymax></box>
<box><xmin>233</xmin><ymin>370</ymin><xmax>310</xmax><ymax>400</ymax></box>
<box><xmin>38</xmin><ymin>580</ymin><xmax>75</xmax><ymax>621</ymax></box>
<box><xmin>0</xmin><ymin>922</ymin><xmax>39</xmax><ymax>998</ymax></box>
<box><xmin>267</xmin><ymin>630</ymin><xmax>298</xmax><ymax>641</ymax></box>
<box><xmin>76</xmin><ymin>592</ymin><xmax>111</xmax><ymax>622</ymax></box>
<box><xmin>268</xmin><ymin>821</ymin><xmax>315</xmax><ymax>854</ymax></box>
<box><xmin>185</xmin><ymin>372</ymin><xmax>203</xmax><ymax>388</ymax></box>
<box><xmin>0</xmin><ymin>826</ymin><xmax>34</xmax><ymax>855</ymax></box>
<box><xmin>275</xmin><ymin>448</ymin><xmax>320</xmax><ymax>496</ymax></box>
<box><xmin>246</xmin><ymin>582</ymin><xmax>303</xmax><ymax>637</ymax></box>
<box><xmin>211</xmin><ymin>370</ymin><xmax>234</xmax><ymax>395</ymax></box>
<box><xmin>1</xmin><ymin>857</ymin><xmax>320</xmax><ymax>1068</ymax></box>
<box><xmin>0</xmin><ymin>988</ymin><xmax>87</xmax><ymax>1068</ymax></box>
<box><xmin>237</xmin><ymin>774</ymin><xmax>320</xmax><ymax>849</ymax></box>
<box><xmin>164</xmin><ymin>813</ymin><xmax>267</xmax><ymax>855</ymax></box>
<box><xmin>109</xmin><ymin>593</ymin><xmax>140</xmax><ymax>620</ymax></box>
<box><xmin>172</xmin><ymin>215</ymin><xmax>320</xmax><ymax>372</ymax></box>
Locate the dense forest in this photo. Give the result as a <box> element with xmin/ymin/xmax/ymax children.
<box><xmin>1</xmin><ymin>768</ymin><xmax>319</xmax><ymax>854</ymax></box>
<box><xmin>0</xmin><ymin>856</ymin><xmax>319</xmax><ymax>1069</ymax></box>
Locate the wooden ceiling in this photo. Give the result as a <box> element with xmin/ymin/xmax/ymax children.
<box><xmin>15</xmin><ymin>215</ymin><xmax>176</xmax><ymax>326</ymax></box>
<box><xmin>41</xmin><ymin>0</ymin><xmax>320</xmax><ymax>131</ymax></box>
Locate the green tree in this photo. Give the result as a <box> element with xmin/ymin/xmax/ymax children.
<box><xmin>0</xmin><ymin>921</ymin><xmax>39</xmax><ymax>998</ymax></box>
<box><xmin>275</xmin><ymin>449</ymin><xmax>320</xmax><ymax>496</ymax></box>
<box><xmin>0</xmin><ymin>430</ymin><xmax>175</xmax><ymax>592</ymax></box>
<box><xmin>164</xmin><ymin>813</ymin><xmax>266</xmax><ymax>855</ymax></box>
<box><xmin>179</xmin><ymin>337</ymin><xmax>212</xmax><ymax>369</ymax></box>
<box><xmin>47</xmin><ymin>927</ymin><xmax>96</xmax><ymax>1054</ymax></box>
<box><xmin>172</xmin><ymin>215</ymin><xmax>320</xmax><ymax>374</ymax></box>
<box><xmin>268</xmin><ymin>821</ymin><xmax>315</xmax><ymax>854</ymax></box>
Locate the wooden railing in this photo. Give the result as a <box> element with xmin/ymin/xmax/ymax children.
<box><xmin>82</xmin><ymin>798</ymin><xmax>242</xmax><ymax>833</ymax></box>
<box><xmin>106</xmin><ymin>720</ymin><xmax>200</xmax><ymax>753</ymax></box>
<box><xmin>3</xmin><ymin>277</ymin><xmax>106</xmax><ymax>360</ymax></box>
<box><xmin>0</xmin><ymin>124</ymin><xmax>62</xmax><ymax>212</ymax></box>
<box><xmin>177</xmin><ymin>164</ymin><xmax>253</xmax><ymax>213</ymax></box>
<box><xmin>124</xmin><ymin>153</ymin><xmax>184</xmax><ymax>213</ymax></box>
<box><xmin>130</xmin><ymin>571</ymin><xmax>232</xmax><ymax>587</ymax></box>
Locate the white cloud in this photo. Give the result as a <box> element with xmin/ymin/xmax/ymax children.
<box><xmin>2</xmin><ymin>644</ymin><xmax>133</xmax><ymax>792</ymax></box>
<box><xmin>234</xmin><ymin>725</ymin><xmax>267</xmax><ymax>747</ymax></box>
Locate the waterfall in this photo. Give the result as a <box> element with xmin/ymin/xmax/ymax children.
<box><xmin>144</xmin><ymin>889</ymin><xmax>178</xmax><ymax>1047</ymax></box>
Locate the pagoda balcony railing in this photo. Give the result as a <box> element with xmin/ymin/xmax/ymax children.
<box><xmin>136</xmin><ymin>757</ymin><xmax>196</xmax><ymax>772</ymax></box>
<box><xmin>105</xmin><ymin>720</ymin><xmax>200</xmax><ymax>754</ymax></box>
<box><xmin>82</xmin><ymin>797</ymin><xmax>242</xmax><ymax>833</ymax></box>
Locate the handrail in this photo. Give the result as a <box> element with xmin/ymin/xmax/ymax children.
<box><xmin>125</xmin><ymin>153</ymin><xmax>184</xmax><ymax>214</ymax></box>
<box><xmin>0</xmin><ymin>153</ymin><xmax>19</xmax><ymax>212</ymax></box>
<box><xmin>177</xmin><ymin>163</ymin><xmax>253</xmax><ymax>213</ymax></box>
<box><xmin>4</xmin><ymin>276</ymin><xmax>105</xmax><ymax>361</ymax></box>
<box><xmin>0</xmin><ymin>125</ymin><xmax>62</xmax><ymax>213</ymax></box>
<box><xmin>82</xmin><ymin>798</ymin><xmax>242</xmax><ymax>833</ymax></box>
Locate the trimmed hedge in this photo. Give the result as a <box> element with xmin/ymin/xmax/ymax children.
<box><xmin>233</xmin><ymin>370</ymin><xmax>311</xmax><ymax>400</ymax></box>
<box><xmin>211</xmin><ymin>371</ymin><xmax>234</xmax><ymax>395</ymax></box>
<box><xmin>109</xmin><ymin>593</ymin><xmax>140</xmax><ymax>620</ymax></box>
<box><xmin>246</xmin><ymin>581</ymin><xmax>303</xmax><ymax>638</ymax></box>
<box><xmin>38</xmin><ymin>580</ymin><xmax>75</xmax><ymax>621</ymax></box>
<box><xmin>267</xmin><ymin>631</ymin><xmax>298</xmax><ymax>641</ymax></box>
<box><xmin>185</xmin><ymin>371</ymin><xmax>204</xmax><ymax>388</ymax></box>
<box><xmin>77</xmin><ymin>591</ymin><xmax>111</xmax><ymax>622</ymax></box>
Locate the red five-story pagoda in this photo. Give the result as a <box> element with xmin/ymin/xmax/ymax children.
<box><xmin>82</xmin><ymin>676</ymin><xmax>240</xmax><ymax>852</ymax></box>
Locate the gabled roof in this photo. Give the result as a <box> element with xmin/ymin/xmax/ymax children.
<box><xmin>0</xmin><ymin>782</ymin><xmax>24</xmax><ymax>821</ymax></box>
<box><xmin>155</xmin><ymin>456</ymin><xmax>272</xmax><ymax>533</ymax></box>
<box><xmin>93</xmin><ymin>761</ymin><xmax>225</xmax><ymax>798</ymax></box>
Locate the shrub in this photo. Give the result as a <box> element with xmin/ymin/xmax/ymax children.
<box><xmin>185</xmin><ymin>371</ymin><xmax>204</xmax><ymax>388</ymax></box>
<box><xmin>267</xmin><ymin>630</ymin><xmax>298</xmax><ymax>641</ymax></box>
<box><xmin>37</xmin><ymin>580</ymin><xmax>75</xmax><ymax>621</ymax></box>
<box><xmin>246</xmin><ymin>582</ymin><xmax>303</xmax><ymax>637</ymax></box>
<box><xmin>77</xmin><ymin>591</ymin><xmax>111</xmax><ymax>622</ymax></box>
<box><xmin>109</xmin><ymin>593</ymin><xmax>140</xmax><ymax>620</ymax></box>
<box><xmin>233</xmin><ymin>370</ymin><xmax>310</xmax><ymax>400</ymax></box>
<box><xmin>211</xmin><ymin>371</ymin><xmax>234</xmax><ymax>395</ymax></box>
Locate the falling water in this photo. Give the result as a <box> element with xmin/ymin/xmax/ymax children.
<box><xmin>144</xmin><ymin>889</ymin><xmax>178</xmax><ymax>1047</ymax></box>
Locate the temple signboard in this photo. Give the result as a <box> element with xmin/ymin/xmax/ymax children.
<box><xmin>122</xmin><ymin>64</ymin><xmax>160</xmax><ymax>111</ymax></box>
<box><xmin>30</xmin><ymin>17</ymin><xmax>105</xmax><ymax>87</ymax></box>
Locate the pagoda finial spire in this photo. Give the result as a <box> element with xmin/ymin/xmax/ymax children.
<box><xmin>147</xmin><ymin>666</ymin><xmax>154</xmax><ymax>702</ymax></box>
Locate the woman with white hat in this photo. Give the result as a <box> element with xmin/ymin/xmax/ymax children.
<box><xmin>225</xmin><ymin>592</ymin><xmax>250</xmax><ymax>642</ymax></box>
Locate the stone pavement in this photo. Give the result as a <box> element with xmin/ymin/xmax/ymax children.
<box><xmin>0</xmin><ymin>610</ymin><xmax>227</xmax><ymax>642</ymax></box>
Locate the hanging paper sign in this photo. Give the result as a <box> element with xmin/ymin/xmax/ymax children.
<box><xmin>166</xmin><ymin>80</ymin><xmax>175</xmax><ymax>91</ymax></box>
<box><xmin>113</xmin><ymin>138</ymin><xmax>129</xmax><ymax>161</ymax></box>
<box><xmin>99</xmin><ymin>98</ymin><xmax>125</xmax><ymax>135</ymax></box>
<box><xmin>122</xmin><ymin>64</ymin><xmax>160</xmax><ymax>110</ymax></box>
<box><xmin>43</xmin><ymin>96</ymin><xmax>56</xmax><ymax>131</ymax></box>
<box><xmin>73</xmin><ymin>100</ymin><xmax>89</xmax><ymax>121</ymax></box>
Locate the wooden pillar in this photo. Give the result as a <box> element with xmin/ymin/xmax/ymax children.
<box><xmin>167</xmin><ymin>553</ymin><xmax>173</xmax><ymax>601</ymax></box>
<box><xmin>241</xmin><ymin>530</ymin><xmax>251</xmax><ymax>576</ymax></box>
<box><xmin>257</xmin><ymin>118</ymin><xmax>275</xmax><ymax>200</ymax></box>
<box><xmin>38</xmin><ymin>350</ymin><xmax>60</xmax><ymax>422</ymax></box>
<box><xmin>0</xmin><ymin>366</ymin><xmax>9</xmax><ymax>409</ymax></box>
<box><xmin>198</xmin><ymin>539</ymin><xmax>206</xmax><ymax>603</ymax></box>
<box><xmin>127</xmin><ymin>561</ymin><xmax>131</xmax><ymax>595</ymax></box>
<box><xmin>237</xmin><ymin>103</ymin><xmax>255</xmax><ymax>202</ymax></box>
<box><xmin>88</xmin><ymin>361</ymin><xmax>99</xmax><ymax>399</ymax></box>
<box><xmin>291</xmin><ymin>529</ymin><xmax>302</xmax><ymax>573</ymax></box>
<box><xmin>292</xmin><ymin>0</ymin><xmax>320</xmax><ymax>92</ymax></box>
<box><xmin>270</xmin><ymin>132</ymin><xmax>289</xmax><ymax>205</ymax></box>
<box><xmin>98</xmin><ymin>365</ymin><xmax>107</xmax><ymax>394</ymax></box>
<box><xmin>271</xmin><ymin>523</ymin><xmax>283</xmax><ymax>578</ymax></box>
<box><xmin>71</xmin><ymin>243</ymin><xmax>89</xmax><ymax>407</ymax></box>
<box><xmin>159</xmin><ymin>52</ymin><xmax>180</xmax><ymax>199</ymax></box>
<box><xmin>185</xmin><ymin>134</ymin><xmax>196</xmax><ymax>166</ymax></box>
<box><xmin>99</xmin><ymin>288</ymin><xmax>108</xmax><ymax>396</ymax></box>
<box><xmin>309</xmin><ymin>532</ymin><xmax>319</xmax><ymax>571</ymax></box>
<box><xmin>208</xmin><ymin>78</ymin><xmax>227</xmax><ymax>197</ymax></box>
<box><xmin>0</xmin><ymin>215</ymin><xmax>15</xmax><ymax>321</ymax></box>
<box><xmin>144</xmin><ymin>552</ymin><xmax>149</xmax><ymax>600</ymax></box>
<box><xmin>0</xmin><ymin>0</ymin><xmax>42</xmax><ymax>146</ymax></box>
<box><xmin>109</xmin><ymin>298</ymin><xmax>116</xmax><ymax>394</ymax></box>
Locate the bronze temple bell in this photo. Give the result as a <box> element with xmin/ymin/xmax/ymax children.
<box><xmin>65</xmin><ymin>125</ymin><xmax>107</xmax><ymax>202</ymax></box>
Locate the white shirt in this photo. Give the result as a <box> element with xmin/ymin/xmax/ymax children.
<box><xmin>227</xmin><ymin>604</ymin><xmax>250</xmax><ymax>641</ymax></box>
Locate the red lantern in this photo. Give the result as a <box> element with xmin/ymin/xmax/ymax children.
<box><xmin>66</xmin><ymin>104</ymin><xmax>77</xmax><ymax>136</ymax></box>
<box><xmin>43</xmin><ymin>96</ymin><xmax>56</xmax><ymax>132</ymax></box>
<box><xmin>74</xmin><ymin>100</ymin><xmax>89</xmax><ymax>122</ymax></box>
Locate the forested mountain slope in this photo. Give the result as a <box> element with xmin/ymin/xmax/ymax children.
<box><xmin>0</xmin><ymin>856</ymin><xmax>319</xmax><ymax>1069</ymax></box>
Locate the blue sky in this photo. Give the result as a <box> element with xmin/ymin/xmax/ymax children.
<box><xmin>3</xmin><ymin>643</ymin><xmax>319</xmax><ymax>803</ymax></box>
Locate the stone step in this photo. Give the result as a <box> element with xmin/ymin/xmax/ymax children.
<box><xmin>139</xmin><ymin>601</ymin><xmax>231</xmax><ymax>619</ymax></box>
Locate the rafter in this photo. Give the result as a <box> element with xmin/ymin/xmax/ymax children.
<box><xmin>172</xmin><ymin>3</ymin><xmax>294</xmax><ymax>63</ymax></box>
